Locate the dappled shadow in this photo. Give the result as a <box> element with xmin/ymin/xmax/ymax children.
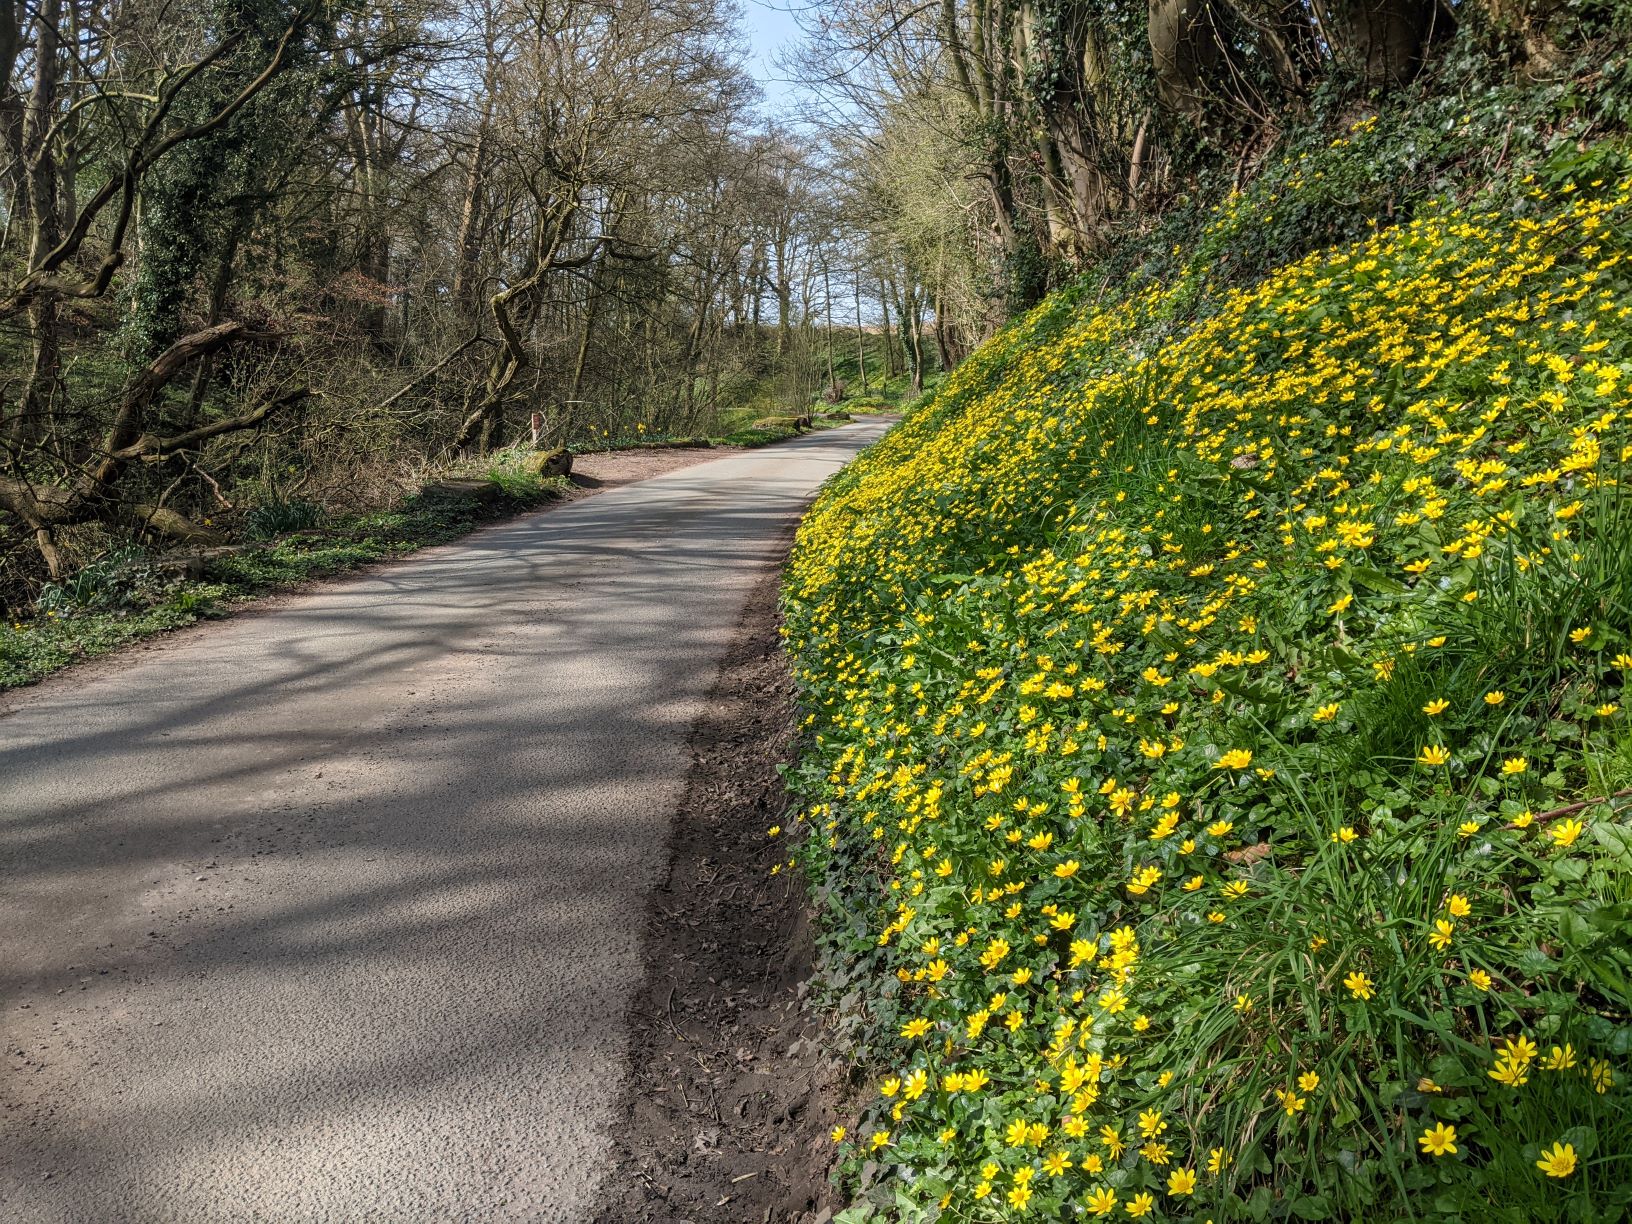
<box><xmin>0</xmin><ymin>422</ymin><xmax>889</xmax><ymax>1222</ymax></box>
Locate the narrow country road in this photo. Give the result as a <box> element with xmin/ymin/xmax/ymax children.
<box><xmin>0</xmin><ymin>420</ymin><xmax>887</xmax><ymax>1223</ymax></box>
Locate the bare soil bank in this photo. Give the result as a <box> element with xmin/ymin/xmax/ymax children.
<box><xmin>595</xmin><ymin>561</ymin><xmax>849</xmax><ymax>1224</ymax></box>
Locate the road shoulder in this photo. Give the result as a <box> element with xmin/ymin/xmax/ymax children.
<box><xmin>594</xmin><ymin>560</ymin><xmax>848</xmax><ymax>1224</ymax></box>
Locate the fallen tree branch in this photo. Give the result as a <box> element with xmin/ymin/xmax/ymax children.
<box><xmin>374</xmin><ymin>332</ymin><xmax>488</xmax><ymax>414</ymax></box>
<box><xmin>110</xmin><ymin>386</ymin><xmax>310</xmax><ymax>463</ymax></box>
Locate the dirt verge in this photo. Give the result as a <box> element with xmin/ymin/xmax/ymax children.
<box><xmin>594</xmin><ymin>561</ymin><xmax>848</xmax><ymax>1224</ymax></box>
<box><xmin>567</xmin><ymin>446</ymin><xmax>725</xmax><ymax>494</ymax></box>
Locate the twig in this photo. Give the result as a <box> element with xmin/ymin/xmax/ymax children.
<box><xmin>1508</xmin><ymin>786</ymin><xmax>1632</xmax><ymax>829</ymax></box>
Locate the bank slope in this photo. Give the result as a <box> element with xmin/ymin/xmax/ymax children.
<box><xmin>783</xmin><ymin>180</ymin><xmax>1632</xmax><ymax>1221</ymax></box>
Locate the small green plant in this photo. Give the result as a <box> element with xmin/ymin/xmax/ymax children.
<box><xmin>33</xmin><ymin>546</ymin><xmax>168</xmax><ymax>616</ymax></box>
<box><xmin>243</xmin><ymin>498</ymin><xmax>325</xmax><ymax>539</ymax></box>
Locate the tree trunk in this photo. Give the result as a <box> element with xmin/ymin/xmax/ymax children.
<box><xmin>13</xmin><ymin>1</ymin><xmax>62</xmax><ymax>445</ymax></box>
<box><xmin>854</xmin><ymin>276</ymin><xmax>868</xmax><ymax>393</ymax></box>
<box><xmin>879</xmin><ymin>276</ymin><xmax>897</xmax><ymax>378</ymax></box>
<box><xmin>821</xmin><ymin>250</ymin><xmax>837</xmax><ymax>398</ymax></box>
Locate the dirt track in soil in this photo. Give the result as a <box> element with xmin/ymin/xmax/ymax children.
<box><xmin>594</xmin><ymin>560</ymin><xmax>850</xmax><ymax>1224</ymax></box>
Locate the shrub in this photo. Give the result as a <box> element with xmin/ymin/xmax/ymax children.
<box><xmin>783</xmin><ymin>175</ymin><xmax>1632</xmax><ymax>1220</ymax></box>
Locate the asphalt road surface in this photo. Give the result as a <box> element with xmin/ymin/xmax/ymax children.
<box><xmin>0</xmin><ymin>419</ymin><xmax>889</xmax><ymax>1223</ymax></box>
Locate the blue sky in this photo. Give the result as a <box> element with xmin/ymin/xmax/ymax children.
<box><xmin>740</xmin><ymin>0</ymin><xmax>805</xmax><ymax>115</ymax></box>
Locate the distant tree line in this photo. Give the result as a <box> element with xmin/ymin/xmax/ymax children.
<box><xmin>0</xmin><ymin>0</ymin><xmax>932</xmax><ymax>601</ymax></box>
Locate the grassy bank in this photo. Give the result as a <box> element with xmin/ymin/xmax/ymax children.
<box><xmin>782</xmin><ymin>167</ymin><xmax>1632</xmax><ymax>1220</ymax></box>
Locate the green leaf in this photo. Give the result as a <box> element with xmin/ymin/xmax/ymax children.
<box><xmin>1290</xmin><ymin>1194</ymin><xmax>1333</xmax><ymax>1220</ymax></box>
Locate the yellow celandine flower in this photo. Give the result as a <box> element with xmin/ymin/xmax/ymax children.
<box><xmin>1275</xmin><ymin>1088</ymin><xmax>1306</xmax><ymax>1116</ymax></box>
<box><xmin>1418</xmin><ymin>745</ymin><xmax>1451</xmax><ymax>766</ymax></box>
<box><xmin>1550</xmin><ymin>818</ymin><xmax>1584</xmax><ymax>848</ymax></box>
<box><xmin>901</xmin><ymin>1018</ymin><xmax>932</xmax><ymax>1039</ymax></box>
<box><xmin>1503</xmin><ymin>1034</ymin><xmax>1538</xmax><ymax>1062</ymax></box>
<box><xmin>1596</xmin><ymin>702</ymin><xmax>1620</xmax><ymax>717</ymax></box>
<box><xmin>1423</xmin><ymin>698</ymin><xmax>1450</xmax><ymax>715</ymax></box>
<box><xmin>1168</xmin><ymin>1167</ymin><xmax>1197</xmax><ymax>1196</ymax></box>
<box><xmin>1544</xmin><ymin>1043</ymin><xmax>1577</xmax><ymax>1071</ymax></box>
<box><xmin>1569</xmin><ymin>627</ymin><xmax>1592</xmax><ymax>643</ymax></box>
<box><xmin>1007</xmin><ymin>1183</ymin><xmax>1032</xmax><ymax>1208</ymax></box>
<box><xmin>1313</xmin><ymin>702</ymin><xmax>1339</xmax><ymax>722</ymax></box>
<box><xmin>1344</xmin><ymin>971</ymin><xmax>1375</xmax><ymax>1000</ymax></box>
<box><xmin>1458</xmin><ymin>819</ymin><xmax>1482</xmax><ymax>838</ymax></box>
<box><xmin>782</xmin><ymin>186</ymin><xmax>1632</xmax><ymax>1215</ymax></box>
<box><xmin>1298</xmin><ymin>1070</ymin><xmax>1321</xmax><ymax>1092</ymax></box>
<box><xmin>1055</xmin><ymin>859</ymin><xmax>1081</xmax><ymax>878</ymax></box>
<box><xmin>1041</xmin><ymin>1150</ymin><xmax>1073</xmax><ymax>1177</ymax></box>
<box><xmin>1589</xmin><ymin>1058</ymin><xmax>1615</xmax><ymax>1093</ymax></box>
<box><xmin>1086</xmin><ymin>1187</ymin><xmax>1117</xmax><ymax>1216</ymax></box>
<box><xmin>1446</xmin><ymin>893</ymin><xmax>1471</xmax><ymax>917</ymax></box>
<box><xmin>1501</xmin><ymin>756</ymin><xmax>1529</xmax><ymax>775</ymax></box>
<box><xmin>1234</xmin><ymin>994</ymin><xmax>1253</xmax><ymax>1011</ymax></box>
<box><xmin>1100</xmin><ymin>1126</ymin><xmax>1125</xmax><ymax>1157</ymax></box>
<box><xmin>1215</xmin><ymin>748</ymin><xmax>1253</xmax><ymax>770</ymax></box>
<box><xmin>1536</xmin><ymin>1142</ymin><xmax>1577</xmax><ymax>1178</ymax></box>
<box><xmin>1418</xmin><ymin>1123</ymin><xmax>1458</xmax><ymax>1156</ymax></box>
<box><xmin>1489</xmin><ymin>1058</ymin><xmax>1530</xmax><ymax>1088</ymax></box>
<box><xmin>1484</xmin><ymin>690</ymin><xmax>1506</xmax><ymax>705</ymax></box>
<box><xmin>1126</xmin><ymin>865</ymin><xmax>1161</xmax><ymax>894</ymax></box>
<box><xmin>1429</xmin><ymin>918</ymin><xmax>1455</xmax><ymax>950</ymax></box>
<box><xmin>1333</xmin><ymin>826</ymin><xmax>1358</xmax><ymax>843</ymax></box>
<box><xmin>1138</xmin><ymin>1109</ymin><xmax>1167</xmax><ymax>1138</ymax></box>
<box><xmin>1469</xmin><ymin>968</ymin><xmax>1493</xmax><ymax>991</ymax></box>
<box><xmin>1126</xmin><ymin>1191</ymin><xmax>1156</xmax><ymax>1217</ymax></box>
<box><xmin>870</xmin><ymin>1130</ymin><xmax>890</xmax><ymax>1150</ymax></box>
<box><xmin>830</xmin><ymin>1126</ymin><xmax>846</xmax><ymax>1142</ymax></box>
